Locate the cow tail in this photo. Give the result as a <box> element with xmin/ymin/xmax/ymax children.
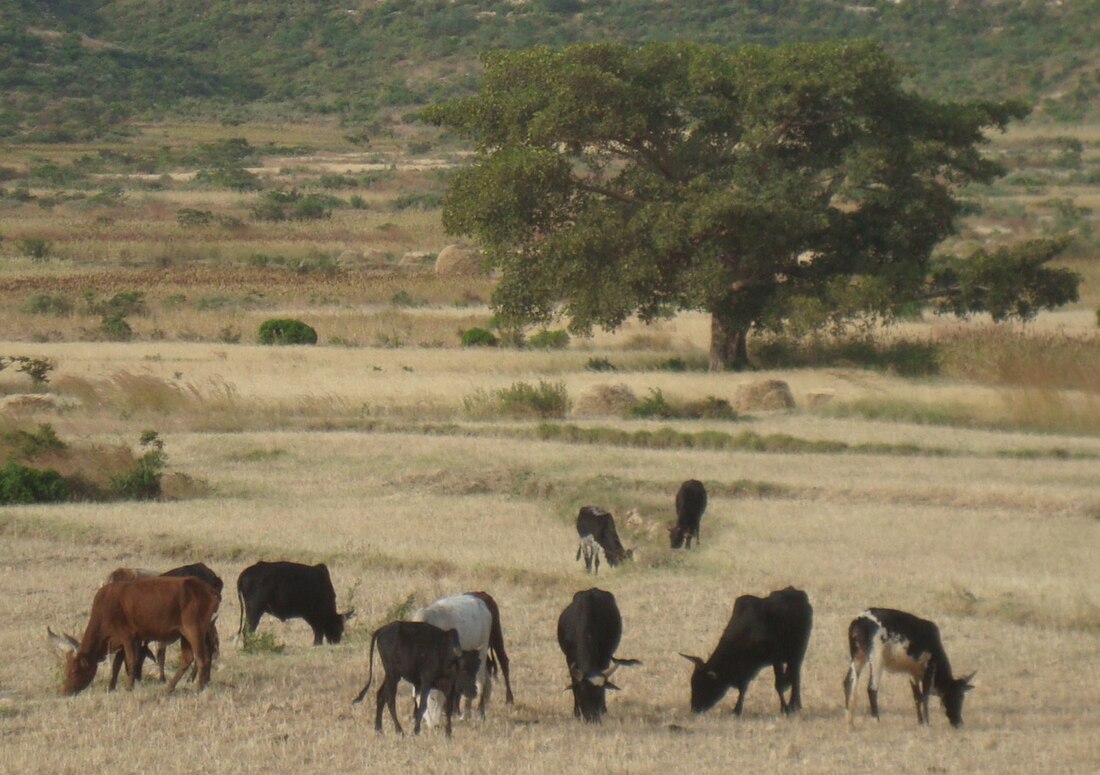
<box><xmin>352</xmin><ymin>629</ymin><xmax>378</xmax><ymax>704</ymax></box>
<box><xmin>236</xmin><ymin>581</ymin><xmax>246</xmax><ymax>639</ymax></box>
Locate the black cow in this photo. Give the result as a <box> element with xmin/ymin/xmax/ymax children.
<box><xmin>465</xmin><ymin>590</ymin><xmax>514</xmax><ymax>705</ymax></box>
<box><xmin>110</xmin><ymin>562</ymin><xmax>224</xmax><ymax>684</ymax></box>
<box><xmin>557</xmin><ymin>588</ymin><xmax>641</xmax><ymax>722</ymax></box>
<box><xmin>574</xmin><ymin>506</ymin><xmax>632</xmax><ymax>574</ymax></box>
<box><xmin>670</xmin><ymin>479</ymin><xmax>707</xmax><ymax>549</ymax></box>
<box><xmin>236</xmin><ymin>561</ymin><xmax>353</xmax><ymax>645</ymax></box>
<box><xmin>680</xmin><ymin>586</ymin><xmax>812</xmax><ymax>716</ymax></box>
<box><xmin>352</xmin><ymin>620</ymin><xmax>480</xmax><ymax>737</ymax></box>
<box><xmin>843</xmin><ymin>608</ymin><xmax>975</xmax><ymax>728</ymax></box>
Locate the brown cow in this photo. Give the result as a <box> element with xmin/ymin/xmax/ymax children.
<box><xmin>49</xmin><ymin>576</ymin><xmax>220</xmax><ymax>695</ymax></box>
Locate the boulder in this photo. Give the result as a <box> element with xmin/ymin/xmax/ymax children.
<box><xmin>734</xmin><ymin>379</ymin><xmax>796</xmax><ymax>411</ymax></box>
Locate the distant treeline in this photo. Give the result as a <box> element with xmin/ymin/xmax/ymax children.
<box><xmin>2</xmin><ymin>0</ymin><xmax>1098</xmax><ymax>139</ymax></box>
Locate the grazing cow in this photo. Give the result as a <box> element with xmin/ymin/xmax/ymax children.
<box><xmin>465</xmin><ymin>590</ymin><xmax>514</xmax><ymax>705</ymax></box>
<box><xmin>574</xmin><ymin>506</ymin><xmax>632</xmax><ymax>574</ymax></box>
<box><xmin>680</xmin><ymin>586</ymin><xmax>812</xmax><ymax>716</ymax></box>
<box><xmin>669</xmin><ymin>479</ymin><xmax>707</xmax><ymax>549</ymax></box>
<box><xmin>843</xmin><ymin>608</ymin><xmax>975</xmax><ymax>728</ymax></box>
<box><xmin>109</xmin><ymin>562</ymin><xmax>224</xmax><ymax>683</ymax></box>
<box><xmin>48</xmin><ymin>576</ymin><xmax>220</xmax><ymax>695</ymax></box>
<box><xmin>236</xmin><ymin>561</ymin><xmax>353</xmax><ymax>645</ymax></box>
<box><xmin>411</xmin><ymin>594</ymin><xmax>493</xmax><ymax>725</ymax></box>
<box><xmin>557</xmin><ymin>588</ymin><xmax>641</xmax><ymax>722</ymax></box>
<box><xmin>351</xmin><ymin>621</ymin><xmax>480</xmax><ymax>737</ymax></box>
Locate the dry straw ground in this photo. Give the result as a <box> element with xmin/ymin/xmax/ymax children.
<box><xmin>1</xmin><ymin>335</ymin><xmax>1099</xmax><ymax>775</ymax></box>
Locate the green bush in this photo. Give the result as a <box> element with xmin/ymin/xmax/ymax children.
<box><xmin>629</xmin><ymin>388</ymin><xmax>676</xmax><ymax>419</ymax></box>
<box><xmin>460</xmin><ymin>327</ymin><xmax>498</xmax><ymax>347</ymax></box>
<box><xmin>20</xmin><ymin>237</ymin><xmax>51</xmax><ymax>261</ymax></box>
<box><xmin>585</xmin><ymin>357</ymin><xmax>616</xmax><ymax>372</ymax></box>
<box><xmin>240</xmin><ymin>629</ymin><xmax>285</xmax><ymax>655</ymax></box>
<box><xmin>464</xmin><ymin>380</ymin><xmax>571</xmax><ymax>419</ymax></box>
<box><xmin>527</xmin><ymin>329</ymin><xmax>570</xmax><ymax>350</ymax></box>
<box><xmin>0</xmin><ymin>462</ymin><xmax>69</xmax><ymax>504</ymax></box>
<box><xmin>109</xmin><ymin>431</ymin><xmax>166</xmax><ymax>501</ymax></box>
<box><xmin>258</xmin><ymin>318</ymin><xmax>318</xmax><ymax>345</ymax></box>
<box><xmin>25</xmin><ymin>293</ymin><xmax>73</xmax><ymax>316</ymax></box>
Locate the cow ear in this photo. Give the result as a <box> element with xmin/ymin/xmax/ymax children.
<box><xmin>961</xmin><ymin>671</ymin><xmax>977</xmax><ymax>690</ymax></box>
<box><xmin>605</xmin><ymin>681</ymin><xmax>621</xmax><ymax>692</ymax></box>
<box><xmin>679</xmin><ymin>653</ymin><xmax>704</xmax><ymax>668</ymax></box>
<box><xmin>706</xmin><ymin>670</ymin><xmax>718</xmax><ymax>680</ymax></box>
<box><xmin>342</xmin><ymin>609</ymin><xmax>356</xmax><ymax>622</ymax></box>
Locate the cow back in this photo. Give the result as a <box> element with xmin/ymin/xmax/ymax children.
<box><xmin>238</xmin><ymin>561</ymin><xmax>338</xmax><ymax>617</ymax></box>
<box><xmin>162</xmin><ymin>562</ymin><xmax>224</xmax><ymax>594</ymax></box>
<box><xmin>557</xmin><ymin>588</ymin><xmax>621</xmax><ymax>673</ymax></box>
<box><xmin>99</xmin><ymin>576</ymin><xmax>220</xmax><ymax>642</ymax></box>
<box><xmin>413</xmin><ymin>595</ymin><xmax>491</xmax><ymax>652</ymax></box>
<box><xmin>721</xmin><ymin>587</ymin><xmax>812</xmax><ymax>664</ymax></box>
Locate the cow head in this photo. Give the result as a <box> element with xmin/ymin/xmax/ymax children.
<box><xmin>324</xmin><ymin>609</ymin><xmax>355</xmax><ymax>644</ymax></box>
<box><xmin>47</xmin><ymin>628</ymin><xmax>98</xmax><ymax>696</ymax></box>
<box><xmin>454</xmin><ymin>649</ymin><xmax>481</xmax><ymax>700</ymax></box>
<box><xmin>669</xmin><ymin>525</ymin><xmax>687</xmax><ymax>549</ymax></box>
<box><xmin>942</xmin><ymin>671</ymin><xmax>976</xmax><ymax>728</ymax></box>
<box><xmin>567</xmin><ymin>662</ymin><xmax>620</xmax><ymax>722</ymax></box>
<box><xmin>680</xmin><ymin>653</ymin><xmax>727</xmax><ymax>713</ymax></box>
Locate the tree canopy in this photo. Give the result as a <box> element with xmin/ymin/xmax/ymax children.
<box><xmin>424</xmin><ymin>40</ymin><xmax>1079</xmax><ymax>369</ymax></box>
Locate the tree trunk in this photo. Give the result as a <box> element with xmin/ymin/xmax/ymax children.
<box><xmin>709</xmin><ymin>313</ymin><xmax>751</xmax><ymax>371</ymax></box>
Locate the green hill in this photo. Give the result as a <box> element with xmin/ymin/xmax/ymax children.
<box><xmin>3</xmin><ymin>0</ymin><xmax>1098</xmax><ymax>139</ymax></box>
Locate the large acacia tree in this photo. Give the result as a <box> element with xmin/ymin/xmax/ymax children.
<box><xmin>424</xmin><ymin>41</ymin><xmax>1078</xmax><ymax>369</ymax></box>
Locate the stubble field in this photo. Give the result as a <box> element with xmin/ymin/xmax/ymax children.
<box><xmin>1</xmin><ymin>119</ymin><xmax>1099</xmax><ymax>773</ymax></box>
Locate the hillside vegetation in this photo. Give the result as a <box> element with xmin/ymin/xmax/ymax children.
<box><xmin>3</xmin><ymin>0</ymin><xmax>1099</xmax><ymax>139</ymax></box>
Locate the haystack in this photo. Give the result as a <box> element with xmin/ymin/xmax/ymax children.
<box><xmin>434</xmin><ymin>244</ymin><xmax>485</xmax><ymax>276</ymax></box>
<box><xmin>734</xmin><ymin>379</ymin><xmax>796</xmax><ymax>411</ymax></box>
<box><xmin>572</xmin><ymin>383</ymin><xmax>638</xmax><ymax>417</ymax></box>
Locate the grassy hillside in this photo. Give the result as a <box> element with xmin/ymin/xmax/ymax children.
<box><xmin>4</xmin><ymin>1</ymin><xmax>1099</xmax><ymax>139</ymax></box>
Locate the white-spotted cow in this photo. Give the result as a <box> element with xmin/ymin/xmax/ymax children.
<box><xmin>843</xmin><ymin>608</ymin><xmax>975</xmax><ymax>728</ymax></box>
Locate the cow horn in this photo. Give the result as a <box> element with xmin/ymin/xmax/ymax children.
<box><xmin>961</xmin><ymin>671</ymin><xmax>977</xmax><ymax>689</ymax></box>
<box><xmin>601</xmin><ymin>662</ymin><xmax>620</xmax><ymax>680</ymax></box>
<box><xmin>679</xmin><ymin>653</ymin><xmax>705</xmax><ymax>668</ymax></box>
<box><xmin>47</xmin><ymin>627</ymin><xmax>78</xmax><ymax>654</ymax></box>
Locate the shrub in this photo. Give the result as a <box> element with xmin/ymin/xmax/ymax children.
<box><xmin>682</xmin><ymin>396</ymin><xmax>739</xmax><ymax>420</ymax></box>
<box><xmin>460</xmin><ymin>327</ymin><xmax>498</xmax><ymax>347</ymax></box>
<box><xmin>99</xmin><ymin>314</ymin><xmax>133</xmax><ymax>342</ymax></box>
<box><xmin>464</xmin><ymin>380</ymin><xmax>571</xmax><ymax>419</ymax></box>
<box><xmin>240</xmin><ymin>629</ymin><xmax>285</xmax><ymax>655</ymax></box>
<box><xmin>0</xmin><ymin>356</ymin><xmax>54</xmax><ymax>385</ymax></box>
<box><xmin>0</xmin><ymin>462</ymin><xmax>69</xmax><ymax>504</ymax></box>
<box><xmin>629</xmin><ymin>388</ymin><xmax>676</xmax><ymax>419</ymax></box>
<box><xmin>109</xmin><ymin>431</ymin><xmax>166</xmax><ymax>501</ymax></box>
<box><xmin>20</xmin><ymin>237</ymin><xmax>51</xmax><ymax>261</ymax></box>
<box><xmin>177</xmin><ymin>208</ymin><xmax>215</xmax><ymax>226</ymax></box>
<box><xmin>258</xmin><ymin>318</ymin><xmax>318</xmax><ymax>345</ymax></box>
<box><xmin>586</xmin><ymin>357</ymin><xmax>616</xmax><ymax>372</ymax></box>
<box><xmin>25</xmin><ymin>293</ymin><xmax>73</xmax><ymax>316</ymax></box>
<box><xmin>527</xmin><ymin>329</ymin><xmax>570</xmax><ymax>350</ymax></box>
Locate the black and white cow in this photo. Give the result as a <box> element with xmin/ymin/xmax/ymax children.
<box><xmin>680</xmin><ymin>586</ymin><xmax>812</xmax><ymax>716</ymax></box>
<box><xmin>557</xmin><ymin>588</ymin><xmax>641</xmax><ymax>722</ymax></box>
<box><xmin>575</xmin><ymin>506</ymin><xmax>632</xmax><ymax>574</ymax></box>
<box><xmin>351</xmin><ymin>620</ymin><xmax>480</xmax><ymax>737</ymax></box>
<box><xmin>236</xmin><ymin>561</ymin><xmax>353</xmax><ymax>645</ymax></box>
<box><xmin>669</xmin><ymin>479</ymin><xmax>707</xmax><ymax>549</ymax></box>
<box><xmin>411</xmin><ymin>594</ymin><xmax>493</xmax><ymax>725</ymax></box>
<box><xmin>843</xmin><ymin>608</ymin><xmax>975</xmax><ymax>728</ymax></box>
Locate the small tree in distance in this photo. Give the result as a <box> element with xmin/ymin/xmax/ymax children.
<box><xmin>424</xmin><ymin>41</ymin><xmax>1079</xmax><ymax>370</ymax></box>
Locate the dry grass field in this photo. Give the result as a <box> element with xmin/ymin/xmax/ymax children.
<box><xmin>1</xmin><ymin>118</ymin><xmax>1099</xmax><ymax>773</ymax></box>
<box><xmin>1</xmin><ymin>338</ymin><xmax>1099</xmax><ymax>774</ymax></box>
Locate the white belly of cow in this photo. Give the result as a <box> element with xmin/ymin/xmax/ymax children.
<box><xmin>877</xmin><ymin>634</ymin><xmax>930</xmax><ymax>680</ymax></box>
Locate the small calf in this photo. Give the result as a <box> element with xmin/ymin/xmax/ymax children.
<box><xmin>843</xmin><ymin>608</ymin><xmax>975</xmax><ymax>728</ymax></box>
<box><xmin>669</xmin><ymin>479</ymin><xmax>707</xmax><ymax>549</ymax></box>
<box><xmin>575</xmin><ymin>506</ymin><xmax>632</xmax><ymax>574</ymax></box>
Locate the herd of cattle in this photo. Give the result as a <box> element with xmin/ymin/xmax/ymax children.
<box><xmin>47</xmin><ymin>479</ymin><xmax>975</xmax><ymax>735</ymax></box>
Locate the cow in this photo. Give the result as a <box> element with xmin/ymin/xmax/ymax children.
<box><xmin>843</xmin><ymin>608</ymin><xmax>975</xmax><ymax>728</ymax></box>
<box><xmin>236</xmin><ymin>561</ymin><xmax>353</xmax><ymax>645</ymax></box>
<box><xmin>48</xmin><ymin>576</ymin><xmax>220</xmax><ymax>695</ymax></box>
<box><xmin>466</xmin><ymin>590</ymin><xmax>514</xmax><ymax>705</ymax></box>
<box><xmin>107</xmin><ymin>562</ymin><xmax>224</xmax><ymax>684</ymax></box>
<box><xmin>680</xmin><ymin>586</ymin><xmax>812</xmax><ymax>717</ymax></box>
<box><xmin>669</xmin><ymin>479</ymin><xmax>707</xmax><ymax>549</ymax></box>
<box><xmin>557</xmin><ymin>588</ymin><xmax>641</xmax><ymax>722</ymax></box>
<box><xmin>351</xmin><ymin>621</ymin><xmax>480</xmax><ymax>737</ymax></box>
<box><xmin>574</xmin><ymin>506</ymin><xmax>632</xmax><ymax>574</ymax></box>
<box><xmin>411</xmin><ymin>594</ymin><xmax>493</xmax><ymax>725</ymax></box>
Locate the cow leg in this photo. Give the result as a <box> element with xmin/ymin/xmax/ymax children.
<box><xmin>773</xmin><ymin>663</ymin><xmax>790</xmax><ymax>714</ymax></box>
<box><xmin>685</xmin><ymin>533</ymin><xmax>693</xmax><ymax>550</ymax></box>
<box><xmin>477</xmin><ymin>654</ymin><xmax>493</xmax><ymax>720</ymax></box>
<box><xmin>374</xmin><ymin>684</ymin><xmax>387</xmax><ymax>734</ymax></box>
<box><xmin>413</xmin><ymin>680</ymin><xmax>432</xmax><ymax>736</ymax></box>
<box><xmin>788</xmin><ymin>660</ymin><xmax>803</xmax><ymax>713</ymax></box>
<box><xmin>166</xmin><ymin>637</ymin><xmax>194</xmax><ymax>693</ymax></box>
<box><xmin>109</xmin><ymin>649</ymin><xmax>126</xmax><ymax>691</ymax></box>
<box><xmin>156</xmin><ymin>642</ymin><xmax>168</xmax><ymax>682</ymax></box>
<box><xmin>910</xmin><ymin>680</ymin><xmax>926</xmax><ymax>724</ymax></box>
<box><xmin>122</xmin><ymin>637</ymin><xmax>142</xmax><ymax>691</ymax></box>
<box><xmin>732</xmin><ymin>687</ymin><xmax>745</xmax><ymax>716</ymax></box>
<box><xmin>386</xmin><ymin>677</ymin><xmax>404</xmax><ymax>736</ymax></box>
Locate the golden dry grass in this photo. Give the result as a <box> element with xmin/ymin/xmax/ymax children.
<box><xmin>0</xmin><ymin>338</ymin><xmax>1099</xmax><ymax>774</ymax></box>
